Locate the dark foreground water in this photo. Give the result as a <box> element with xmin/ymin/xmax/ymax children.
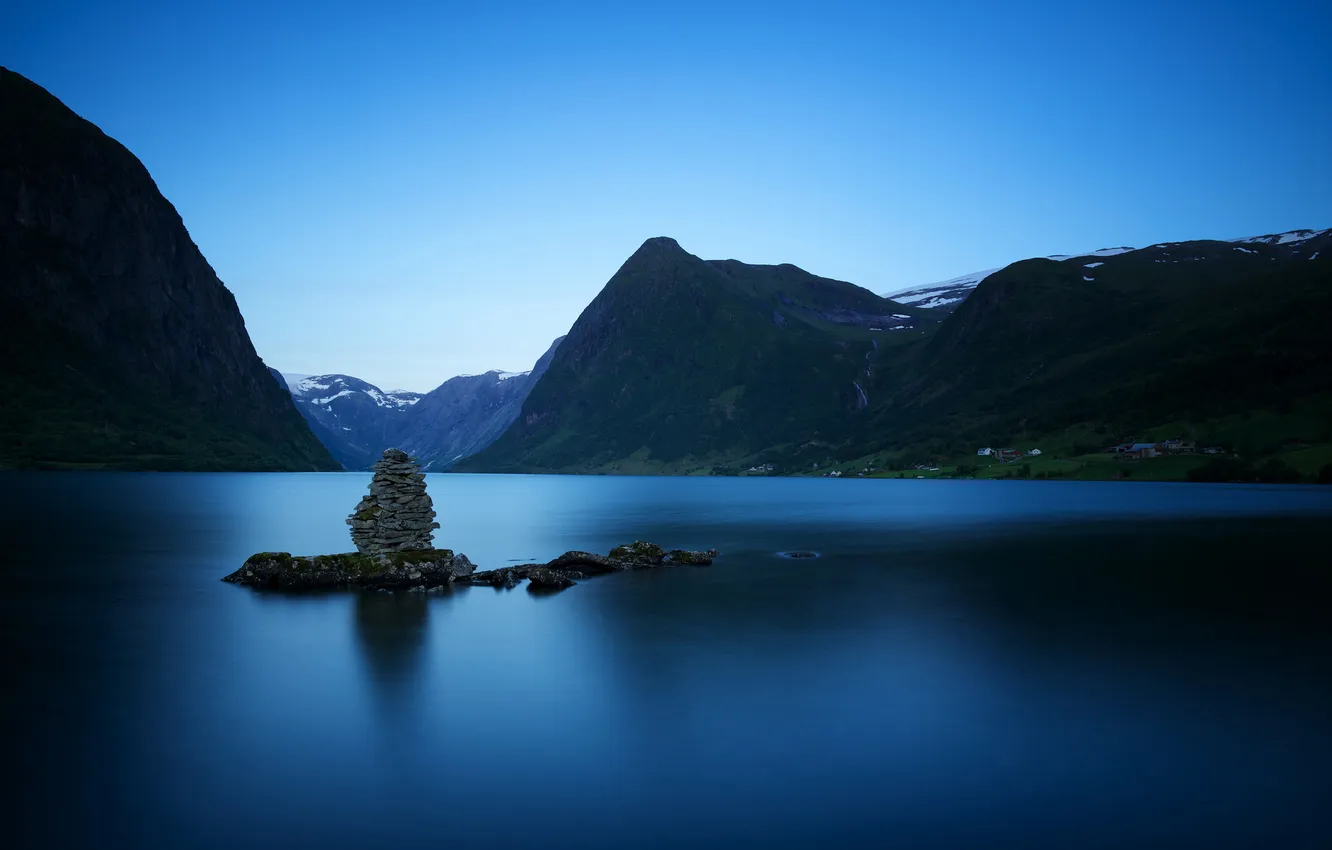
<box><xmin>3</xmin><ymin>474</ymin><xmax>1332</xmax><ymax>849</ymax></box>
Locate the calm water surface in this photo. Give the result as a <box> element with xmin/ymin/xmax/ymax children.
<box><xmin>4</xmin><ymin>474</ymin><xmax>1332</xmax><ymax>849</ymax></box>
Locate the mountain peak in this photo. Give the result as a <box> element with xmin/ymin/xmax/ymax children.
<box><xmin>608</xmin><ymin>236</ymin><xmax>697</xmax><ymax>281</ymax></box>
<box><xmin>629</xmin><ymin>236</ymin><xmax>687</xmax><ymax>260</ymax></box>
<box><xmin>641</xmin><ymin>235</ymin><xmax>682</xmax><ymax>249</ymax></box>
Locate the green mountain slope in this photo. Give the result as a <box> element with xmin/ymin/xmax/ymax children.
<box><xmin>0</xmin><ymin>68</ymin><xmax>337</xmax><ymax>471</ymax></box>
<box><xmin>855</xmin><ymin>233</ymin><xmax>1332</xmax><ymax>458</ymax></box>
<box><xmin>461</xmin><ymin>237</ymin><xmax>924</xmax><ymax>472</ymax></box>
<box><xmin>467</xmin><ymin>230</ymin><xmax>1330</xmax><ymax>475</ymax></box>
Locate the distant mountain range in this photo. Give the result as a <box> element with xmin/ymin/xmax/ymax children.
<box><xmin>274</xmin><ymin>337</ymin><xmax>563</xmax><ymax>470</ymax></box>
<box><xmin>0</xmin><ymin>67</ymin><xmax>336</xmax><ymax>470</ymax></box>
<box><xmin>7</xmin><ymin>64</ymin><xmax>1326</xmax><ymax>477</ymax></box>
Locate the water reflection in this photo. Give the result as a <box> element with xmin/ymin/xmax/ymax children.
<box><xmin>352</xmin><ymin>590</ymin><xmax>430</xmax><ymax>720</ymax></box>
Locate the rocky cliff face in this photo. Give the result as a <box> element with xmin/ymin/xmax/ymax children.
<box><xmin>0</xmin><ymin>68</ymin><xmax>336</xmax><ymax>470</ymax></box>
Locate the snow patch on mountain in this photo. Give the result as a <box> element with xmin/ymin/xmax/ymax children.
<box><xmin>283</xmin><ymin>373</ymin><xmax>420</xmax><ymax>408</ymax></box>
<box><xmin>1045</xmin><ymin>247</ymin><xmax>1135</xmax><ymax>261</ymax></box>
<box><xmin>884</xmin><ymin>268</ymin><xmax>1000</xmax><ymax>306</ymax></box>
<box><xmin>880</xmin><ymin>228</ymin><xmax>1327</xmax><ymax>309</ymax></box>
<box><xmin>1229</xmin><ymin>229</ymin><xmax>1324</xmax><ymax>246</ymax></box>
<box><xmin>287</xmin><ymin>375</ymin><xmax>333</xmax><ymax>397</ymax></box>
<box><xmin>281</xmin><ymin>373</ymin><xmax>313</xmax><ymax>392</ymax></box>
<box><xmin>915</xmin><ymin>296</ymin><xmax>965</xmax><ymax>309</ymax></box>
<box><xmin>459</xmin><ymin>368</ymin><xmax>531</xmax><ymax>382</ymax></box>
<box><xmin>364</xmin><ymin>387</ymin><xmax>419</xmax><ymax>407</ymax></box>
<box><xmin>311</xmin><ymin>389</ymin><xmax>355</xmax><ymax>405</ymax></box>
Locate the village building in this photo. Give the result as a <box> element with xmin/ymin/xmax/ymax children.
<box><xmin>1158</xmin><ymin>439</ymin><xmax>1196</xmax><ymax>454</ymax></box>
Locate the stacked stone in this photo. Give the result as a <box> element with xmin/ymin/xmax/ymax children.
<box><xmin>346</xmin><ymin>448</ymin><xmax>440</xmax><ymax>555</ymax></box>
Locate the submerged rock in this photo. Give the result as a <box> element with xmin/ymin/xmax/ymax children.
<box><xmin>665</xmin><ymin>548</ymin><xmax>719</xmax><ymax>565</ymax></box>
<box><xmin>223</xmin><ymin>549</ymin><xmax>475</xmax><ymax>591</ymax></box>
<box><xmin>459</xmin><ymin>565</ymin><xmax>533</xmax><ymax>589</ymax></box>
<box><xmin>546</xmin><ymin>550</ymin><xmax>623</xmax><ymax>574</ymax></box>
<box><xmin>526</xmin><ymin>567</ymin><xmax>581</xmax><ymax>591</ymax></box>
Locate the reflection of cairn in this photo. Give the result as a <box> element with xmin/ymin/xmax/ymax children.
<box><xmin>346</xmin><ymin>449</ymin><xmax>440</xmax><ymax>555</ymax></box>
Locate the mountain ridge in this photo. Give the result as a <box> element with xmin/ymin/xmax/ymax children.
<box><xmin>882</xmin><ymin>229</ymin><xmax>1328</xmax><ymax>312</ymax></box>
<box><xmin>850</xmin><ymin>230</ymin><xmax>1332</xmax><ymax>464</ymax></box>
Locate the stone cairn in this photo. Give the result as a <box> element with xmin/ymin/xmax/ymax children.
<box><xmin>346</xmin><ymin>448</ymin><xmax>440</xmax><ymax>555</ymax></box>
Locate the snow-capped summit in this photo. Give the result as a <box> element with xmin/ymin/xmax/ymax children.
<box><xmin>458</xmin><ymin>368</ymin><xmax>531</xmax><ymax>381</ymax></box>
<box><xmin>280</xmin><ymin>372</ymin><xmax>312</xmax><ymax>390</ymax></box>
<box><xmin>271</xmin><ymin>373</ymin><xmax>423</xmax><ymax>469</ymax></box>
<box><xmin>1227</xmin><ymin>229</ymin><xmax>1325</xmax><ymax>246</ymax></box>
<box><xmin>282</xmin><ymin>373</ymin><xmax>420</xmax><ymax>408</ymax></box>
<box><xmin>882</xmin><ymin>247</ymin><xmax>1140</xmax><ymax>309</ymax></box>
<box><xmin>884</xmin><ymin>269</ymin><xmax>1002</xmax><ymax>309</ymax></box>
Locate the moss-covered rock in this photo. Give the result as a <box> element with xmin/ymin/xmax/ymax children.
<box><xmin>607</xmin><ymin>540</ymin><xmax>667</xmax><ymax>566</ymax></box>
<box><xmin>247</xmin><ymin>551</ymin><xmax>293</xmax><ymax>567</ymax></box>
<box><xmin>664</xmin><ymin>548</ymin><xmax>718</xmax><ymax>566</ymax></box>
<box><xmin>526</xmin><ymin>567</ymin><xmax>581</xmax><ymax>591</ymax></box>
<box><xmin>226</xmin><ymin>541</ymin><xmax>716</xmax><ymax>593</ymax></box>
<box><xmin>546</xmin><ymin>550</ymin><xmax>622</xmax><ymax>574</ymax></box>
<box><xmin>224</xmin><ymin>548</ymin><xmax>474</xmax><ymax>590</ymax></box>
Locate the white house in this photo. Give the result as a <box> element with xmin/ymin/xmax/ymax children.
<box><xmin>977</xmin><ymin>447</ymin><xmax>994</xmax><ymax>456</ymax></box>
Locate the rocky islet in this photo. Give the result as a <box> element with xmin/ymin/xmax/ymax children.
<box><xmin>224</xmin><ymin>448</ymin><xmax>718</xmax><ymax>593</ymax></box>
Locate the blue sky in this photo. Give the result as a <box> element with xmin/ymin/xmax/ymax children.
<box><xmin>5</xmin><ymin>0</ymin><xmax>1330</xmax><ymax>390</ymax></box>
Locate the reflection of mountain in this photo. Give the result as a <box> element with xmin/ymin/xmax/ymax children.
<box><xmin>353</xmin><ymin>591</ymin><xmax>430</xmax><ymax>713</ymax></box>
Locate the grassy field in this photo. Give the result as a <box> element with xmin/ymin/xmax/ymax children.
<box><xmin>1271</xmin><ymin>443</ymin><xmax>1332</xmax><ymax>476</ymax></box>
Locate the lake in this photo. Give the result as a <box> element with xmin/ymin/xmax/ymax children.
<box><xmin>4</xmin><ymin>473</ymin><xmax>1331</xmax><ymax>849</ymax></box>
